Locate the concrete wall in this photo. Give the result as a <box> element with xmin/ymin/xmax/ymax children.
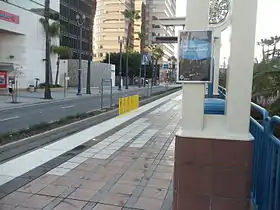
<box><xmin>0</xmin><ymin>1</ymin><xmax>58</xmax><ymax>88</ymax></box>
<box><xmin>59</xmin><ymin>60</ymin><xmax>115</xmax><ymax>88</ymax></box>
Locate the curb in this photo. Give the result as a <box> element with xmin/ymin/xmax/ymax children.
<box><xmin>0</xmin><ymin>86</ymin><xmax>168</xmax><ymax>111</ymax></box>
<box><xmin>0</xmin><ymin>87</ymin><xmax>181</xmax><ymax>163</ymax></box>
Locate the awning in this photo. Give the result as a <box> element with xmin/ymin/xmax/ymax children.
<box><xmin>0</xmin><ymin>62</ymin><xmax>15</xmax><ymax>72</ymax></box>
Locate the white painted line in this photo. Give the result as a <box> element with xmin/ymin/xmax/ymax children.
<box><xmin>0</xmin><ymin>116</ymin><xmax>20</xmax><ymax>122</ymax></box>
<box><xmin>61</xmin><ymin>105</ymin><xmax>75</xmax><ymax>109</ymax></box>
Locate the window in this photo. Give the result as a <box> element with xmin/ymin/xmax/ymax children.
<box><xmin>99</xmin><ymin>53</ymin><xmax>103</xmax><ymax>57</ymax></box>
<box><xmin>99</xmin><ymin>45</ymin><xmax>103</xmax><ymax>49</ymax></box>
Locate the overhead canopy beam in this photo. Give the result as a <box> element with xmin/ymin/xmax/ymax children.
<box><xmin>158</xmin><ymin>17</ymin><xmax>186</xmax><ymax>26</ymax></box>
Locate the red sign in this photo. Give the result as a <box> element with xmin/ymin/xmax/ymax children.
<box><xmin>0</xmin><ymin>10</ymin><xmax>19</xmax><ymax>24</ymax></box>
<box><xmin>0</xmin><ymin>71</ymin><xmax>7</xmax><ymax>89</ymax></box>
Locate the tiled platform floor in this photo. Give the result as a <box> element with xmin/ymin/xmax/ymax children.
<box><xmin>0</xmin><ymin>96</ymin><xmax>181</xmax><ymax>210</ymax></box>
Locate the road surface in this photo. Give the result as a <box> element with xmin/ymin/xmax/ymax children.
<box><xmin>0</xmin><ymin>86</ymin><xmax>168</xmax><ymax>133</ymax></box>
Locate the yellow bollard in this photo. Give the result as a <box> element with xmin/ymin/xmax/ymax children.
<box><xmin>118</xmin><ymin>98</ymin><xmax>122</xmax><ymax>115</ymax></box>
<box><xmin>124</xmin><ymin>97</ymin><xmax>128</xmax><ymax>113</ymax></box>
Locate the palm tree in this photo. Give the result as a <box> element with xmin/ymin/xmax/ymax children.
<box><xmin>42</xmin><ymin>0</ymin><xmax>52</xmax><ymax>99</ymax></box>
<box><xmin>39</xmin><ymin>19</ymin><xmax>61</xmax><ymax>85</ymax></box>
<box><xmin>137</xmin><ymin>32</ymin><xmax>147</xmax><ymax>87</ymax></box>
<box><xmin>122</xmin><ymin>8</ymin><xmax>141</xmax><ymax>89</ymax></box>
<box><xmin>168</xmin><ymin>56</ymin><xmax>177</xmax><ymax>82</ymax></box>
<box><xmin>52</xmin><ymin>46</ymin><xmax>72</xmax><ymax>85</ymax></box>
<box><xmin>149</xmin><ymin>45</ymin><xmax>164</xmax><ymax>85</ymax></box>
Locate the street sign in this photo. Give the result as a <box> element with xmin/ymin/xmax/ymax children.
<box><xmin>142</xmin><ymin>54</ymin><xmax>149</xmax><ymax>65</ymax></box>
<box><xmin>155</xmin><ymin>36</ymin><xmax>178</xmax><ymax>43</ymax></box>
<box><xmin>163</xmin><ymin>64</ymin><xmax>169</xmax><ymax>69</ymax></box>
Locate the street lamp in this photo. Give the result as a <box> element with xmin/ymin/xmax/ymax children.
<box><xmin>76</xmin><ymin>13</ymin><xmax>86</xmax><ymax>96</ymax></box>
<box><xmin>118</xmin><ymin>36</ymin><xmax>125</xmax><ymax>91</ymax></box>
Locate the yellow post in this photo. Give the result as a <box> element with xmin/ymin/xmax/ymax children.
<box><xmin>118</xmin><ymin>98</ymin><xmax>122</xmax><ymax>115</ymax></box>
<box><xmin>136</xmin><ymin>95</ymin><xmax>139</xmax><ymax>109</ymax></box>
<box><xmin>131</xmin><ymin>95</ymin><xmax>135</xmax><ymax>110</ymax></box>
<box><xmin>124</xmin><ymin>97</ymin><xmax>128</xmax><ymax>113</ymax></box>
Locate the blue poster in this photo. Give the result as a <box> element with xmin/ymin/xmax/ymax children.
<box><xmin>178</xmin><ymin>30</ymin><xmax>213</xmax><ymax>82</ymax></box>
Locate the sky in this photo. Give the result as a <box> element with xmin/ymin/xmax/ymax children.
<box><xmin>175</xmin><ymin>0</ymin><xmax>280</xmax><ymax>63</ymax></box>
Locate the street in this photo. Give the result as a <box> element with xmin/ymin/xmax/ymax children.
<box><xmin>0</xmin><ymin>86</ymin><xmax>169</xmax><ymax>133</ymax></box>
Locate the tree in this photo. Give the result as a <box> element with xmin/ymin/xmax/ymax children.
<box><xmin>148</xmin><ymin>45</ymin><xmax>165</xmax><ymax>85</ymax></box>
<box><xmin>168</xmin><ymin>56</ymin><xmax>177</xmax><ymax>82</ymax></box>
<box><xmin>122</xmin><ymin>8</ymin><xmax>141</xmax><ymax>88</ymax></box>
<box><xmin>42</xmin><ymin>0</ymin><xmax>52</xmax><ymax>99</ymax></box>
<box><xmin>39</xmin><ymin>18</ymin><xmax>62</xmax><ymax>84</ymax></box>
<box><xmin>253</xmin><ymin>36</ymin><xmax>280</xmax><ymax>115</ymax></box>
<box><xmin>103</xmin><ymin>52</ymin><xmax>150</xmax><ymax>84</ymax></box>
<box><xmin>52</xmin><ymin>46</ymin><xmax>72</xmax><ymax>85</ymax></box>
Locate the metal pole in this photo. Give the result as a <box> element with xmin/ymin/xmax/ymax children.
<box><xmin>108</xmin><ymin>52</ymin><xmax>111</xmax><ymax>64</ymax></box>
<box><xmin>77</xmin><ymin>23</ymin><xmax>82</xmax><ymax>95</ymax></box>
<box><xmin>150</xmin><ymin>57</ymin><xmax>154</xmax><ymax>95</ymax></box>
<box><xmin>110</xmin><ymin>79</ymin><xmax>113</xmax><ymax>107</ymax></box>
<box><xmin>118</xmin><ymin>36</ymin><xmax>123</xmax><ymax>91</ymax></box>
<box><xmin>64</xmin><ymin>73</ymin><xmax>67</xmax><ymax>98</ymax></box>
<box><xmin>138</xmin><ymin>65</ymin><xmax>142</xmax><ymax>88</ymax></box>
<box><xmin>125</xmin><ymin>50</ymin><xmax>129</xmax><ymax>89</ymax></box>
<box><xmin>101</xmin><ymin>79</ymin><xmax>104</xmax><ymax>109</ymax></box>
<box><xmin>143</xmin><ymin>64</ymin><xmax>146</xmax><ymax>87</ymax></box>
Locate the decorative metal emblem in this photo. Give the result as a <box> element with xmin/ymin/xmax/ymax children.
<box><xmin>209</xmin><ymin>0</ymin><xmax>231</xmax><ymax>25</ymax></box>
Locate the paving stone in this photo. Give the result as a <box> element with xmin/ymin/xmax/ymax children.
<box><xmin>0</xmin><ymin>204</ymin><xmax>16</xmax><ymax>210</ymax></box>
<box><xmin>53</xmin><ymin>199</ymin><xmax>87</xmax><ymax>210</ymax></box>
<box><xmin>92</xmin><ymin>203</ymin><xmax>122</xmax><ymax>210</ymax></box>
<box><xmin>67</xmin><ymin>188</ymin><xmax>98</xmax><ymax>201</ymax></box>
<box><xmin>146</xmin><ymin>179</ymin><xmax>170</xmax><ymax>190</ymax></box>
<box><xmin>110</xmin><ymin>183</ymin><xmax>136</xmax><ymax>195</ymax></box>
<box><xmin>17</xmin><ymin>180</ymin><xmax>47</xmax><ymax>194</ymax></box>
<box><xmin>37</xmin><ymin>185</ymin><xmax>68</xmax><ymax>197</ymax></box>
<box><xmin>134</xmin><ymin>197</ymin><xmax>164</xmax><ymax>210</ymax></box>
<box><xmin>0</xmin><ymin>192</ymin><xmax>32</xmax><ymax>206</ymax></box>
<box><xmin>17</xmin><ymin>194</ymin><xmax>54</xmax><ymax>209</ymax></box>
<box><xmin>141</xmin><ymin>187</ymin><xmax>168</xmax><ymax>200</ymax></box>
<box><xmin>100</xmin><ymin>192</ymin><xmax>130</xmax><ymax>206</ymax></box>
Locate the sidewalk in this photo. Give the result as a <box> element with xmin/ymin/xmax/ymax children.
<box><xmin>0</xmin><ymin>91</ymin><xmax>181</xmax><ymax>210</ymax></box>
<box><xmin>0</xmin><ymin>86</ymin><xmax>156</xmax><ymax>110</ymax></box>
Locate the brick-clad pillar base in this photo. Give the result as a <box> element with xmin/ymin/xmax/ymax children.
<box><xmin>173</xmin><ymin>135</ymin><xmax>253</xmax><ymax>210</ymax></box>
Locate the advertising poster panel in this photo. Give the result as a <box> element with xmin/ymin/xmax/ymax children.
<box><xmin>177</xmin><ymin>30</ymin><xmax>213</xmax><ymax>83</ymax></box>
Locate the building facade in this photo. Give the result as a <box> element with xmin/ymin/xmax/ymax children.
<box><xmin>0</xmin><ymin>0</ymin><xmax>59</xmax><ymax>89</ymax></box>
<box><xmin>93</xmin><ymin>0</ymin><xmax>136</xmax><ymax>62</ymax></box>
<box><xmin>133</xmin><ymin>0</ymin><xmax>146</xmax><ymax>53</ymax></box>
<box><xmin>59</xmin><ymin>0</ymin><xmax>96</xmax><ymax>61</ymax></box>
<box><xmin>145</xmin><ymin>0</ymin><xmax>176</xmax><ymax>61</ymax></box>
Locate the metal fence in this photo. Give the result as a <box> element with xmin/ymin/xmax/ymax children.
<box><xmin>218</xmin><ymin>86</ymin><xmax>280</xmax><ymax>210</ymax></box>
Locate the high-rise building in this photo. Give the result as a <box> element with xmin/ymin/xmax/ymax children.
<box><xmin>133</xmin><ymin>0</ymin><xmax>146</xmax><ymax>53</ymax></box>
<box><xmin>145</xmin><ymin>0</ymin><xmax>176</xmax><ymax>61</ymax></box>
<box><xmin>59</xmin><ymin>0</ymin><xmax>96</xmax><ymax>60</ymax></box>
<box><xmin>93</xmin><ymin>0</ymin><xmax>136</xmax><ymax>62</ymax></box>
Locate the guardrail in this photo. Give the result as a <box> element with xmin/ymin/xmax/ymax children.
<box><xmin>218</xmin><ymin>86</ymin><xmax>280</xmax><ymax>210</ymax></box>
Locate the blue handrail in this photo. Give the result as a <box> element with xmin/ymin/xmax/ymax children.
<box><xmin>218</xmin><ymin>86</ymin><xmax>280</xmax><ymax>210</ymax></box>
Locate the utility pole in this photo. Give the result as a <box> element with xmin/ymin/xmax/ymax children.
<box><xmin>118</xmin><ymin>36</ymin><xmax>125</xmax><ymax>91</ymax></box>
<box><xmin>76</xmin><ymin>13</ymin><xmax>85</xmax><ymax>96</ymax></box>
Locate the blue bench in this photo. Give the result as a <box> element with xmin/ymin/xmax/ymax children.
<box><xmin>204</xmin><ymin>98</ymin><xmax>225</xmax><ymax>115</ymax></box>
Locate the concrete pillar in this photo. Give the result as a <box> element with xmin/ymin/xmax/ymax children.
<box><xmin>226</xmin><ymin>0</ymin><xmax>258</xmax><ymax>138</ymax></box>
<box><xmin>174</xmin><ymin>0</ymin><xmax>258</xmax><ymax>209</ymax></box>
<box><xmin>213</xmin><ymin>30</ymin><xmax>221</xmax><ymax>96</ymax></box>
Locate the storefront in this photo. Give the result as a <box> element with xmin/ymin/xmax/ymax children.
<box><xmin>0</xmin><ymin>63</ymin><xmax>17</xmax><ymax>89</ymax></box>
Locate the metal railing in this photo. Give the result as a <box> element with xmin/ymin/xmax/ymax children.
<box><xmin>218</xmin><ymin>86</ymin><xmax>280</xmax><ymax>210</ymax></box>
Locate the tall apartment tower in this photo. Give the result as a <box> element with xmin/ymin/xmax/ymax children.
<box><xmin>93</xmin><ymin>0</ymin><xmax>132</xmax><ymax>62</ymax></box>
<box><xmin>145</xmin><ymin>0</ymin><xmax>176</xmax><ymax>61</ymax></box>
<box><xmin>133</xmin><ymin>0</ymin><xmax>146</xmax><ymax>53</ymax></box>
